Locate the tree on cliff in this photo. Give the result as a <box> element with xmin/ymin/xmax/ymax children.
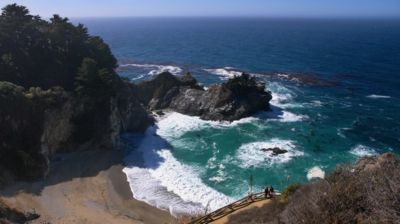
<box><xmin>75</xmin><ymin>58</ymin><xmax>121</xmax><ymax>97</ymax></box>
<box><xmin>0</xmin><ymin>4</ymin><xmax>118</xmax><ymax>90</ymax></box>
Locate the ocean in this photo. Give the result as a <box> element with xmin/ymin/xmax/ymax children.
<box><xmin>76</xmin><ymin>18</ymin><xmax>400</xmax><ymax>215</ymax></box>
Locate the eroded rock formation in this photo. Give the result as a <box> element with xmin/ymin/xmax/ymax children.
<box><xmin>137</xmin><ymin>72</ymin><xmax>272</xmax><ymax>121</ymax></box>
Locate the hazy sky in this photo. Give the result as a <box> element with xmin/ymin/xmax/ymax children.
<box><xmin>1</xmin><ymin>0</ymin><xmax>399</xmax><ymax>18</ymax></box>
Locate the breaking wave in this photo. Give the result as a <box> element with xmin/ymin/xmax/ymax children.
<box><xmin>119</xmin><ymin>63</ymin><xmax>183</xmax><ymax>78</ymax></box>
<box><xmin>366</xmin><ymin>94</ymin><xmax>391</xmax><ymax>99</ymax></box>
<box><xmin>123</xmin><ymin>125</ymin><xmax>233</xmax><ymax>216</ymax></box>
<box><xmin>350</xmin><ymin>144</ymin><xmax>378</xmax><ymax>157</ymax></box>
<box><xmin>203</xmin><ymin>67</ymin><xmax>244</xmax><ymax>79</ymax></box>
<box><xmin>307</xmin><ymin>166</ymin><xmax>325</xmax><ymax>180</ymax></box>
<box><xmin>155</xmin><ymin>112</ymin><xmax>258</xmax><ymax>139</ymax></box>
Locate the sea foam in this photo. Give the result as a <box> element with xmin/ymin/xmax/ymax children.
<box><xmin>350</xmin><ymin>144</ymin><xmax>378</xmax><ymax>157</ymax></box>
<box><xmin>123</xmin><ymin>111</ymin><xmax>265</xmax><ymax>215</ymax></box>
<box><xmin>236</xmin><ymin>139</ymin><xmax>304</xmax><ymax>168</ymax></box>
<box><xmin>204</xmin><ymin>67</ymin><xmax>243</xmax><ymax>79</ymax></box>
<box><xmin>156</xmin><ymin>112</ymin><xmax>258</xmax><ymax>139</ymax></box>
<box><xmin>366</xmin><ymin>94</ymin><xmax>391</xmax><ymax>99</ymax></box>
<box><xmin>123</xmin><ymin>123</ymin><xmax>234</xmax><ymax>216</ymax></box>
<box><xmin>119</xmin><ymin>63</ymin><xmax>182</xmax><ymax>76</ymax></box>
<box><xmin>307</xmin><ymin>166</ymin><xmax>325</xmax><ymax>180</ymax></box>
<box><xmin>267</xmin><ymin>82</ymin><xmax>300</xmax><ymax>108</ymax></box>
<box><xmin>274</xmin><ymin>111</ymin><xmax>308</xmax><ymax>122</ymax></box>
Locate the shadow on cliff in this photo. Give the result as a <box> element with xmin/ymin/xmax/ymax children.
<box><xmin>0</xmin><ymin>125</ymin><xmax>170</xmax><ymax>197</ymax></box>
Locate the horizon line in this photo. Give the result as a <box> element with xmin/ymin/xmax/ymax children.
<box><xmin>66</xmin><ymin>15</ymin><xmax>400</xmax><ymax>20</ymax></box>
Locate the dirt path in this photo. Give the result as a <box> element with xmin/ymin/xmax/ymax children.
<box><xmin>211</xmin><ymin>199</ymin><xmax>271</xmax><ymax>224</ymax></box>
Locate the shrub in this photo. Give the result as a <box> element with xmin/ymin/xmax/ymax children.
<box><xmin>281</xmin><ymin>183</ymin><xmax>301</xmax><ymax>202</ymax></box>
<box><xmin>223</xmin><ymin>73</ymin><xmax>266</xmax><ymax>96</ymax></box>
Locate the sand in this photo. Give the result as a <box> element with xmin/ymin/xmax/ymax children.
<box><xmin>0</xmin><ymin>149</ymin><xmax>175</xmax><ymax>224</ymax></box>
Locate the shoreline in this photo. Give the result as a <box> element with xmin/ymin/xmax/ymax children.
<box><xmin>0</xmin><ymin>149</ymin><xmax>175</xmax><ymax>224</ymax></box>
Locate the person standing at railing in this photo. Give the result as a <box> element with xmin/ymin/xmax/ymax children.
<box><xmin>264</xmin><ymin>186</ymin><xmax>270</xmax><ymax>198</ymax></box>
<box><xmin>270</xmin><ymin>185</ymin><xmax>274</xmax><ymax>197</ymax></box>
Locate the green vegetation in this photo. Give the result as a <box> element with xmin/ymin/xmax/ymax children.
<box><xmin>0</xmin><ymin>4</ymin><xmax>118</xmax><ymax>91</ymax></box>
<box><xmin>224</xmin><ymin>73</ymin><xmax>266</xmax><ymax>95</ymax></box>
<box><xmin>280</xmin><ymin>183</ymin><xmax>301</xmax><ymax>202</ymax></box>
<box><xmin>75</xmin><ymin>58</ymin><xmax>121</xmax><ymax>97</ymax></box>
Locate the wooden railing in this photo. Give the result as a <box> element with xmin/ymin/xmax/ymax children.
<box><xmin>188</xmin><ymin>192</ymin><xmax>270</xmax><ymax>224</ymax></box>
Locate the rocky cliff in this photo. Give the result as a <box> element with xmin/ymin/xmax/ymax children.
<box><xmin>0</xmin><ymin>81</ymin><xmax>152</xmax><ymax>184</ymax></box>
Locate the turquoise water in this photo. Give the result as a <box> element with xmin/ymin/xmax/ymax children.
<box><xmin>76</xmin><ymin>18</ymin><xmax>400</xmax><ymax>214</ymax></box>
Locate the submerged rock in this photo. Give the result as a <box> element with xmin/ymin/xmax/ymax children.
<box><xmin>261</xmin><ymin>147</ymin><xmax>288</xmax><ymax>156</ymax></box>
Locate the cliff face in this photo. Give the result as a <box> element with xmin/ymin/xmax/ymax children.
<box><xmin>135</xmin><ymin>72</ymin><xmax>202</xmax><ymax>110</ymax></box>
<box><xmin>137</xmin><ymin>72</ymin><xmax>272</xmax><ymax>121</ymax></box>
<box><xmin>0</xmin><ymin>81</ymin><xmax>152</xmax><ymax>183</ymax></box>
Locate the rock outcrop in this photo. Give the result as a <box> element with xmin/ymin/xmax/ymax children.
<box><xmin>261</xmin><ymin>147</ymin><xmax>288</xmax><ymax>156</ymax></box>
<box><xmin>137</xmin><ymin>72</ymin><xmax>272</xmax><ymax>121</ymax></box>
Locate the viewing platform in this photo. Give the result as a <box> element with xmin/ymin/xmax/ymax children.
<box><xmin>189</xmin><ymin>192</ymin><xmax>280</xmax><ymax>224</ymax></box>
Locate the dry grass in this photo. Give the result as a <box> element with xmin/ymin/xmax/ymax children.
<box><xmin>229</xmin><ymin>153</ymin><xmax>400</xmax><ymax>224</ymax></box>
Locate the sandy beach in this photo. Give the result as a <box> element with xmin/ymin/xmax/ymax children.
<box><xmin>0</xmin><ymin>149</ymin><xmax>175</xmax><ymax>224</ymax></box>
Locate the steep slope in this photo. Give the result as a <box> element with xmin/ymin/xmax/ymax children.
<box><xmin>227</xmin><ymin>153</ymin><xmax>400</xmax><ymax>224</ymax></box>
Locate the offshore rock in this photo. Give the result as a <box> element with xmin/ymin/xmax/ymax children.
<box><xmin>138</xmin><ymin>72</ymin><xmax>272</xmax><ymax>121</ymax></box>
<box><xmin>261</xmin><ymin>147</ymin><xmax>288</xmax><ymax>156</ymax></box>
